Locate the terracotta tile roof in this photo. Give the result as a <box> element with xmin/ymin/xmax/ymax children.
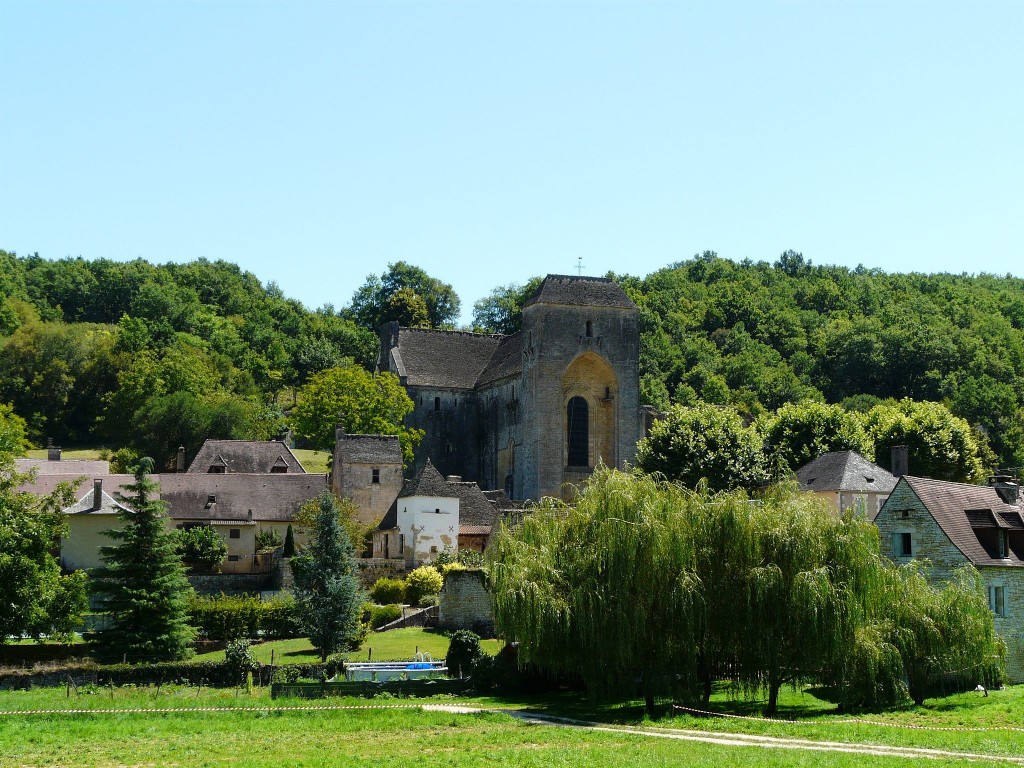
<box><xmin>388</xmin><ymin>328</ymin><xmax>502</xmax><ymax>389</ymax></box>
<box><xmin>522</xmin><ymin>275</ymin><xmax>636</xmax><ymax>310</ymax></box>
<box><xmin>186</xmin><ymin>440</ymin><xmax>305</xmax><ymax>474</ymax></box>
<box><xmin>901</xmin><ymin>476</ymin><xmax>1024</xmax><ymax>567</ymax></box>
<box><xmin>160</xmin><ymin>473</ymin><xmax>327</xmax><ymax>522</ymax></box>
<box><xmin>797</xmin><ymin>451</ymin><xmax>897</xmax><ymax>494</ymax></box>
<box><xmin>335</xmin><ymin>434</ymin><xmax>402</xmax><ymax>465</ymax></box>
<box><xmin>459</xmin><ymin>525</ymin><xmax>492</xmax><ymax>536</ymax></box>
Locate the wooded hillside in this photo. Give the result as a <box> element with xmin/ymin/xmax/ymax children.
<box><xmin>3</xmin><ymin>248</ymin><xmax>1023</xmax><ymax>471</ymax></box>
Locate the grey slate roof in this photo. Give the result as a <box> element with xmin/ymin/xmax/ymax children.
<box><xmin>389</xmin><ymin>328</ymin><xmax>502</xmax><ymax>389</ymax></box>
<box><xmin>377</xmin><ymin>460</ymin><xmax>499</xmax><ymax>532</ymax></box>
<box><xmin>14</xmin><ymin>458</ymin><xmax>111</xmax><ymax>476</ymax></box>
<box><xmin>63</xmin><ymin>487</ymin><xmax>133</xmax><ymax>516</ymax></box>
<box><xmin>796</xmin><ymin>451</ymin><xmax>897</xmax><ymax>494</ymax></box>
<box><xmin>336</xmin><ymin>434</ymin><xmax>402</xmax><ymax>465</ymax></box>
<box><xmin>160</xmin><ymin>473</ymin><xmax>327</xmax><ymax>522</ymax></box>
<box><xmin>17</xmin><ymin>473</ymin><xmax>136</xmax><ymax>500</ymax></box>
<box><xmin>398</xmin><ymin>460</ymin><xmax>451</xmax><ymax>499</ymax></box>
<box><xmin>522</xmin><ymin>275</ymin><xmax>636</xmax><ymax>310</ymax></box>
<box><xmin>187</xmin><ymin>440</ymin><xmax>305</xmax><ymax>474</ymax></box>
<box><xmin>476</xmin><ymin>332</ymin><xmax>524</xmax><ymax>388</ymax></box>
<box><xmin>900</xmin><ymin>476</ymin><xmax>1024</xmax><ymax>568</ymax></box>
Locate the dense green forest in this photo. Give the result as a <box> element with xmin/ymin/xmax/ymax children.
<box><xmin>3</xmin><ymin>248</ymin><xmax>1024</xmax><ymax>472</ymax></box>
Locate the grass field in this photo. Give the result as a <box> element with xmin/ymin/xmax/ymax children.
<box><xmin>0</xmin><ymin>685</ymin><xmax>1021</xmax><ymax>767</ymax></box>
<box><xmin>24</xmin><ymin>447</ymin><xmax>107</xmax><ymax>460</ymax></box>
<box><xmin>290</xmin><ymin>448</ymin><xmax>331</xmax><ymax>474</ymax></box>
<box><xmin>193</xmin><ymin>628</ymin><xmax>504</xmax><ymax>664</ymax></box>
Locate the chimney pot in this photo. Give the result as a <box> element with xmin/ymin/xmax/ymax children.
<box><xmin>93</xmin><ymin>479</ymin><xmax>102</xmax><ymax>510</ymax></box>
<box><xmin>446</xmin><ymin>475</ymin><xmax>462</xmax><ymax>482</ymax></box>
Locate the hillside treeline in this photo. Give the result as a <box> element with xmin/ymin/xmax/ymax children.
<box><xmin>3</xmin><ymin>248</ymin><xmax>1024</xmax><ymax>472</ymax></box>
<box><xmin>0</xmin><ymin>250</ymin><xmax>378</xmax><ymax>462</ymax></box>
<box><xmin>621</xmin><ymin>251</ymin><xmax>1024</xmax><ymax>470</ymax></box>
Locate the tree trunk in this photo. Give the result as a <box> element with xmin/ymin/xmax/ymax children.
<box><xmin>702</xmin><ymin>677</ymin><xmax>713</xmax><ymax>705</ymax></box>
<box><xmin>645</xmin><ymin>692</ymin><xmax>657</xmax><ymax>718</ymax></box>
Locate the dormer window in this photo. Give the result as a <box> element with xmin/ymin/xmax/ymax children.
<box><xmin>998</xmin><ymin>530</ymin><xmax>1009</xmax><ymax>559</ymax></box>
<box><xmin>205</xmin><ymin>495</ymin><xmax>217</xmax><ymax>509</ymax></box>
<box><xmin>209</xmin><ymin>465</ymin><xmax>226</xmax><ymax>474</ymax></box>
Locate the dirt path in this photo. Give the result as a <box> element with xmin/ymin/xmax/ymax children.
<box><xmin>506</xmin><ymin>711</ymin><xmax>1024</xmax><ymax>764</ymax></box>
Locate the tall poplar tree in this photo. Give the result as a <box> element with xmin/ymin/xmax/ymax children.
<box><xmin>90</xmin><ymin>458</ymin><xmax>196</xmax><ymax>662</ymax></box>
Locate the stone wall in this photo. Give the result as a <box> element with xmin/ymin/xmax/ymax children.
<box><xmin>876</xmin><ymin>481</ymin><xmax>1024</xmax><ymax>683</ymax></box>
<box><xmin>356</xmin><ymin>557</ymin><xmax>407</xmax><ymax>588</ymax></box>
<box><xmin>188</xmin><ymin>573</ymin><xmax>271</xmax><ymax>596</ymax></box>
<box><xmin>438</xmin><ymin>570</ymin><xmax>494</xmax><ymax>636</ymax></box>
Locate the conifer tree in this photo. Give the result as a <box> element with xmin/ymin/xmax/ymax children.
<box><xmin>291</xmin><ymin>492</ymin><xmax>363</xmax><ymax>662</ymax></box>
<box><xmin>283</xmin><ymin>523</ymin><xmax>296</xmax><ymax>557</ymax></box>
<box><xmin>90</xmin><ymin>458</ymin><xmax>196</xmax><ymax>662</ymax></box>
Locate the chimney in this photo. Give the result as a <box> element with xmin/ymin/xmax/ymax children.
<box><xmin>47</xmin><ymin>438</ymin><xmax>61</xmax><ymax>462</ymax></box>
<box><xmin>93</xmin><ymin>479</ymin><xmax>103</xmax><ymax>510</ymax></box>
<box><xmin>447</xmin><ymin>475</ymin><xmax>462</xmax><ymax>482</ymax></box>
<box><xmin>247</xmin><ymin>508</ymin><xmax>253</xmax><ymax>522</ymax></box>
<box><xmin>891</xmin><ymin>445</ymin><xmax>909</xmax><ymax>478</ymax></box>
<box><xmin>176</xmin><ymin>446</ymin><xmax>186</xmax><ymax>472</ymax></box>
<box><xmin>989</xmin><ymin>473</ymin><xmax>1020</xmax><ymax>505</ymax></box>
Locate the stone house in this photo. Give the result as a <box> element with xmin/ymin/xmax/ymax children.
<box><xmin>60</xmin><ymin>479</ymin><xmax>132</xmax><ymax>571</ymax></box>
<box><xmin>796</xmin><ymin>450</ymin><xmax>897</xmax><ymax>519</ymax></box>
<box><xmin>185</xmin><ymin>439</ymin><xmax>305</xmax><ymax>474</ymax></box>
<box><xmin>372</xmin><ymin>460</ymin><xmax>513</xmax><ymax>566</ymax></box>
<box><xmin>331</xmin><ymin>432</ymin><xmax>404</xmax><ymax>525</ymax></box>
<box><xmin>160</xmin><ymin>472</ymin><xmax>327</xmax><ymax>573</ymax></box>
<box><xmin>378</xmin><ymin>275</ymin><xmax>643</xmax><ymax>502</ymax></box>
<box><xmin>875</xmin><ymin>474</ymin><xmax>1024</xmax><ymax>682</ymax></box>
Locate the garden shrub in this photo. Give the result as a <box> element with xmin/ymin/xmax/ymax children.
<box><xmin>188</xmin><ymin>594</ymin><xmax>302</xmax><ymax>642</ymax></box>
<box><xmin>174</xmin><ymin>526</ymin><xmax>228</xmax><ymax>569</ymax></box>
<box><xmin>224</xmin><ymin>639</ymin><xmax>258</xmax><ymax>685</ymax></box>
<box><xmin>255</xmin><ymin>528</ymin><xmax>283</xmax><ymax>552</ymax></box>
<box><xmin>445</xmin><ymin>630</ymin><xmax>482</xmax><ymax>679</ymax></box>
<box><xmin>404</xmin><ymin>566</ymin><xmax>442</xmax><ymax>606</ymax></box>
<box><xmin>366</xmin><ymin>604</ymin><xmax>402</xmax><ymax>630</ymax></box>
<box><xmin>369</xmin><ymin>577</ymin><xmax>406</xmax><ymax>605</ymax></box>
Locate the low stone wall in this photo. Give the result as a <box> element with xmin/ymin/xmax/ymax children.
<box><xmin>438</xmin><ymin>570</ymin><xmax>494</xmax><ymax>636</ymax></box>
<box><xmin>188</xmin><ymin>573</ymin><xmax>271</xmax><ymax>596</ymax></box>
<box><xmin>356</xmin><ymin>558</ymin><xmax>407</xmax><ymax>588</ymax></box>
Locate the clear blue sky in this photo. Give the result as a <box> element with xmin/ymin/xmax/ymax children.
<box><xmin>2</xmin><ymin>1</ymin><xmax>1022</xmax><ymax>324</ymax></box>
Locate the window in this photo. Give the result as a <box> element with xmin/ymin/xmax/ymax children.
<box><xmin>208</xmin><ymin>465</ymin><xmax>226</xmax><ymax>474</ymax></box>
<box><xmin>990</xmin><ymin>585</ymin><xmax>1007</xmax><ymax>617</ymax></box>
<box><xmin>434</xmin><ymin>397</ymin><xmax>441</xmax><ymax>411</ymax></box>
<box><xmin>371</xmin><ymin>468</ymin><xmax>380</xmax><ymax>484</ymax></box>
<box><xmin>566</xmin><ymin>396</ymin><xmax>589</xmax><ymax>467</ymax></box>
<box><xmin>228</xmin><ymin>555</ymin><xmax>240</xmax><ymax>562</ymax></box>
<box><xmin>852</xmin><ymin>494</ymin><xmax>868</xmax><ymax>517</ymax></box>
<box><xmin>399</xmin><ymin>534</ymin><xmax>405</xmax><ymax>554</ymax></box>
<box><xmin>270</xmin><ymin>465</ymin><xmax>286</xmax><ymax>473</ymax></box>
<box><xmin>504</xmin><ymin>474</ymin><xmax>514</xmax><ymax>498</ymax></box>
<box><xmin>998</xmin><ymin>530</ymin><xmax>1009</xmax><ymax>559</ymax></box>
<box><xmin>895</xmin><ymin>531</ymin><xmax>912</xmax><ymax>557</ymax></box>
<box><xmin>585</xmin><ymin>320</ymin><xmax>593</xmax><ymax>338</ymax></box>
<box><xmin>229</xmin><ymin>528</ymin><xmax>240</xmax><ymax>539</ymax></box>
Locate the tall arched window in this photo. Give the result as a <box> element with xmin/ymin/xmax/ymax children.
<box><xmin>566</xmin><ymin>396</ymin><xmax>589</xmax><ymax>467</ymax></box>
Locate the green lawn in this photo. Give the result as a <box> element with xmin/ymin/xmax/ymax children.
<box><xmin>0</xmin><ymin>685</ymin><xmax>1019</xmax><ymax>767</ymax></box>
<box><xmin>193</xmin><ymin>628</ymin><xmax>504</xmax><ymax>664</ymax></box>
<box><xmin>290</xmin><ymin>448</ymin><xmax>331</xmax><ymax>474</ymax></box>
<box><xmin>24</xmin><ymin>447</ymin><xmax>107</xmax><ymax>460</ymax></box>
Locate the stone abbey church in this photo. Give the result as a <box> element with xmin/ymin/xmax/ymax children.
<box><xmin>376</xmin><ymin>275</ymin><xmax>645</xmax><ymax>501</ymax></box>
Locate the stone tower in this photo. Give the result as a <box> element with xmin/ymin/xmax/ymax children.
<box><xmin>378</xmin><ymin>275</ymin><xmax>641</xmax><ymax>502</ymax></box>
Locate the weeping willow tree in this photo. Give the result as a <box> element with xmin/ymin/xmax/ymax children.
<box><xmin>734</xmin><ymin>485</ymin><xmax>884</xmax><ymax>714</ymax></box>
<box><xmin>489</xmin><ymin>468</ymin><xmax>706</xmax><ymax>712</ymax></box>
<box><xmin>879</xmin><ymin>563</ymin><xmax>1004</xmax><ymax>705</ymax></box>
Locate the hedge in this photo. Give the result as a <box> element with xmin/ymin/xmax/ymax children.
<box><xmin>187</xmin><ymin>594</ymin><xmax>302</xmax><ymax>642</ymax></box>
